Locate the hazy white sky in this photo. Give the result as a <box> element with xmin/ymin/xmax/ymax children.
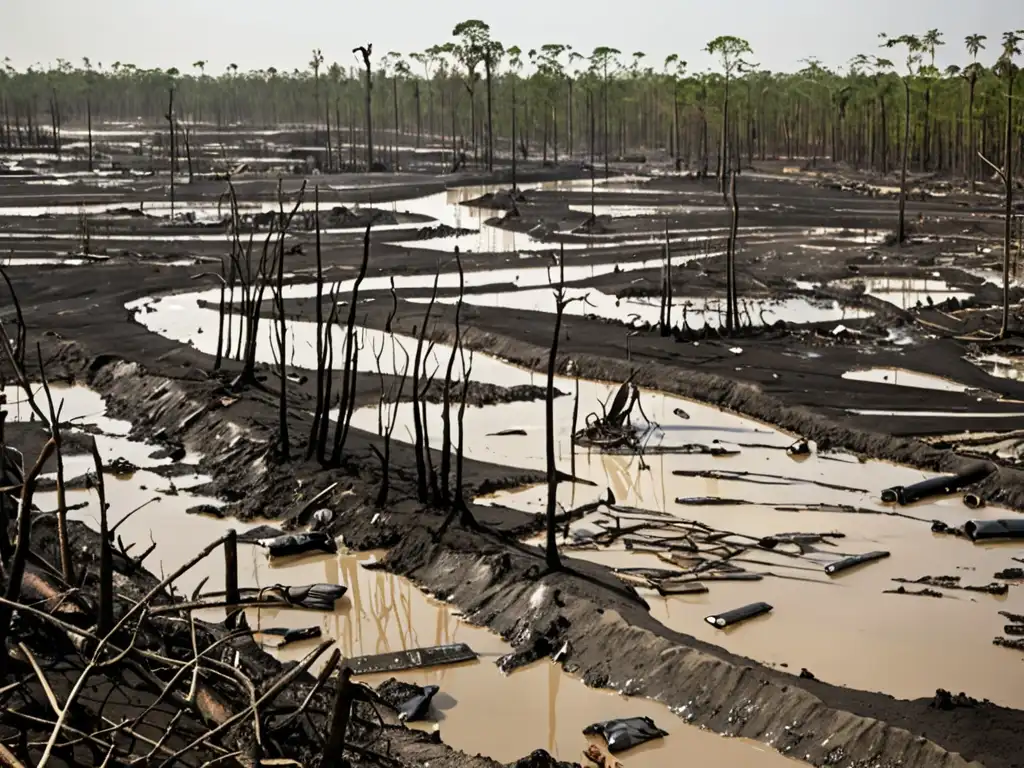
<box><xmin>3</xmin><ymin>0</ymin><xmax>1022</xmax><ymax>74</ymax></box>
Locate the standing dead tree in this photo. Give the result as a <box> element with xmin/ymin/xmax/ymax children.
<box><xmin>189</xmin><ymin>260</ymin><xmax>228</xmax><ymax>370</ymax></box>
<box><xmin>439</xmin><ymin>247</ymin><xmax>466</xmax><ymax>506</ymax></box>
<box><xmin>329</xmin><ymin>222</ymin><xmax>373</xmax><ymax>467</ymax></box>
<box><xmin>371</xmin><ymin>287</ymin><xmax>410</xmax><ymax>508</ymax></box>
<box><xmin>411</xmin><ymin>269</ymin><xmax>440</xmax><ymax>502</ymax></box>
<box><xmin>0</xmin><ymin>437</ymin><xmax>54</xmax><ymax>678</ymax></box>
<box><xmin>354</xmin><ymin>44</ymin><xmax>375</xmax><ymax>170</ymax></box>
<box><xmin>307</xmin><ymin>187</ymin><xmax>326</xmax><ymax>460</ymax></box>
<box><xmin>545</xmin><ymin>247</ymin><xmax>588</xmax><ymax>571</ymax></box>
<box><xmin>165</xmin><ymin>83</ymin><xmax>176</xmax><ymax>221</ymax></box>
<box><xmin>225</xmin><ymin>181</ymin><xmax>306</xmax><ymax>384</ymax></box>
<box><xmin>659</xmin><ymin>220</ymin><xmax>673</xmax><ymax>336</ymax></box>
<box><xmin>270</xmin><ymin>180</ymin><xmax>294</xmax><ymax>459</ymax></box>
<box><xmin>725</xmin><ymin>170</ymin><xmax>741</xmax><ymax>334</ymax></box>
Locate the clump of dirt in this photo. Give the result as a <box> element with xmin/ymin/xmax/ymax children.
<box><xmin>413</xmin><ymin>222</ymin><xmax>476</xmax><ymax>240</ymax></box>
<box><xmin>462</xmin><ymin>188</ymin><xmax>526</xmax><ymax>211</ymax></box>
<box><xmin>892</xmin><ymin>575</ymin><xmax>1009</xmax><ymax>596</ymax></box>
<box><xmin>884</xmin><ymin>586</ymin><xmax>944</xmax><ymax>598</ymax></box>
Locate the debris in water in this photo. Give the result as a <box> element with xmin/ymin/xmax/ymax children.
<box><xmin>676</xmin><ymin>496</ymin><xmax>751</xmax><ymax>506</ymax></box>
<box><xmin>264</xmin><ymin>531</ymin><xmax>338</xmax><ymax>557</ymax></box>
<box><xmin>583</xmin><ymin>744</ymin><xmax>623</xmax><ymax>768</ymax></box>
<box><xmin>488</xmin><ymin>428</ymin><xmax>528</xmax><ymax>436</ymax></box>
<box><xmin>573</xmin><ymin>379</ymin><xmax>645</xmax><ymax>451</ymax></box>
<box><xmin>885</xmin><ymin>586</ymin><xmax>944</xmax><ymax>598</ymax></box>
<box><xmin>963</xmin><ymin>492</ymin><xmax>986</xmax><ymax>510</ymax></box>
<box><xmin>583</xmin><ymin>716</ymin><xmax>668</xmax><ymax>753</ymax></box>
<box><xmin>277</xmin><ymin>583</ymin><xmax>348</xmax><ymax>610</ymax></box>
<box><xmin>964</xmin><ymin>519</ymin><xmax>1024</xmax><ymax>541</ymax></box>
<box><xmin>655</xmin><ymin>580</ymin><xmax>709</xmax><ymax>596</ymax></box>
<box><xmin>825</xmin><ymin>551</ymin><xmax>890</xmax><ymax>575</ymax></box>
<box><xmin>236</xmin><ymin>524</ymin><xmax>286</xmax><ymax>542</ymax></box>
<box><xmin>996</xmin><ymin>568</ymin><xmax>1024</xmax><ymax>580</ymax></box>
<box><xmin>258</xmin><ymin>626</ymin><xmax>323</xmax><ymax>647</ymax></box>
<box><xmin>705</xmin><ymin>602</ymin><xmax>773</xmax><ymax>628</ymax></box>
<box><xmin>892</xmin><ymin>575</ymin><xmax>1008</xmax><ymax>596</ymax></box>
<box><xmin>993</xmin><ymin>637</ymin><xmax>1024</xmax><ymax>652</ymax></box>
<box><xmin>377</xmin><ymin>678</ymin><xmax>441</xmax><ymax>722</ymax></box>
<box><xmin>346</xmin><ymin>643</ymin><xmax>478</xmax><ymax>675</ymax></box>
<box><xmin>787</xmin><ymin>438</ymin><xmax>811</xmax><ymax>457</ymax></box>
<box><xmin>881</xmin><ymin>463</ymin><xmax>994</xmax><ymax>505</ymax></box>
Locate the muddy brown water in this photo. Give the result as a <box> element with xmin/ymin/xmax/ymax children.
<box><xmin>8</xmin><ymin>384</ymin><xmax>798</xmax><ymax>766</ymax></box>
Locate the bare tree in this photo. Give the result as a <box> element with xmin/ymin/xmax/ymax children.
<box><xmin>545</xmin><ymin>247</ymin><xmax>588</xmax><ymax>571</ymax></box>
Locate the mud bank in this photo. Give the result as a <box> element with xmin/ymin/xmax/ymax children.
<box><xmin>50</xmin><ymin>351</ymin><xmax>1022</xmax><ymax>768</ymax></box>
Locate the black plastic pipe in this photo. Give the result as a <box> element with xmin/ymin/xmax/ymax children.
<box><xmin>705</xmin><ymin>602</ymin><xmax>772</xmax><ymax>629</ymax></box>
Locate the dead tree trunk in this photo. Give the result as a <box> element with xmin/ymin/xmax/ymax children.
<box><xmin>330</xmin><ymin>223</ymin><xmax>372</xmax><ymax>465</ymax></box>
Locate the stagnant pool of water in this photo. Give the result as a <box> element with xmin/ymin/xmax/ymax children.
<box><xmin>833</xmin><ymin>277</ymin><xmax>974</xmax><ymax>310</ymax></box>
<box><xmin>412</xmin><ymin>289</ymin><xmax>871</xmax><ymax>330</ymax></box>
<box><xmin>971</xmin><ymin>353</ymin><xmax>1024</xmax><ymax>382</ymax></box>
<box><xmin>841</xmin><ymin>367</ymin><xmax>972</xmax><ymax>393</ymax></box>
<box><xmin>4</xmin><ymin>383</ymin><xmax>797</xmax><ymax>767</ymax></box>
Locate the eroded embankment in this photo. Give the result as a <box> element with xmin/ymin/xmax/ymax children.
<box><xmin>54</xmin><ymin>346</ymin><xmax>1020</xmax><ymax>768</ymax></box>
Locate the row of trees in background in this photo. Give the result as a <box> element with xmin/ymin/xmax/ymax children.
<box><xmin>2</xmin><ymin>24</ymin><xmax>1023</xmax><ymax>180</ymax></box>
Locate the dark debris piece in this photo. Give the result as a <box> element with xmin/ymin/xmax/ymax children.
<box><xmin>280</xmin><ymin>583</ymin><xmax>347</xmax><ymax>610</ymax></box>
<box><xmin>892</xmin><ymin>575</ymin><xmax>1008</xmax><ymax>596</ymax></box>
<box><xmin>995</xmin><ymin>568</ymin><xmax>1024</xmax><ymax>580</ymax></box>
<box><xmin>993</xmin><ymin>637</ymin><xmax>1024</xmax><ymax>652</ymax></box>
<box><xmin>237</xmin><ymin>524</ymin><xmax>286</xmax><ymax>543</ymax></box>
<box><xmin>376</xmin><ymin>678</ymin><xmax>440</xmax><ymax>722</ymax></box>
<box><xmin>884</xmin><ymin>586</ymin><xmax>944</xmax><ymax>598</ymax></box>
<box><xmin>258</xmin><ymin>626</ymin><xmax>322</xmax><ymax>647</ymax></box>
<box><xmin>346</xmin><ymin>643</ymin><xmax>477</xmax><ymax>675</ymax></box>
<box><xmin>583</xmin><ymin>716</ymin><xmax>668</xmax><ymax>754</ymax></box>
<box><xmin>264</xmin><ymin>531</ymin><xmax>338</xmax><ymax>558</ymax></box>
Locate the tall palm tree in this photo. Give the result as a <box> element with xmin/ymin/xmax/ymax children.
<box><xmin>590</xmin><ymin>46</ymin><xmax>621</xmax><ymax>177</ymax></box>
<box><xmin>880</xmin><ymin>33</ymin><xmax>924</xmax><ymax>245</ymax></box>
<box><xmin>705</xmin><ymin>36</ymin><xmax>754</xmax><ymax>194</ymax></box>
<box><xmin>964</xmin><ymin>34</ymin><xmax>988</xmax><ymax>193</ymax></box>
<box><xmin>919</xmin><ymin>29</ymin><xmax>944</xmax><ymax>170</ymax></box>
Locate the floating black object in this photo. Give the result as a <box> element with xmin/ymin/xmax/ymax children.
<box><xmin>825</xmin><ymin>551</ymin><xmax>890</xmax><ymax>575</ymax></box>
<box><xmin>265</xmin><ymin>532</ymin><xmax>337</xmax><ymax>558</ymax></box>
<box><xmin>346</xmin><ymin>643</ymin><xmax>477</xmax><ymax>675</ymax></box>
<box><xmin>376</xmin><ymin>678</ymin><xmax>440</xmax><ymax>722</ymax></box>
<box><xmin>881</xmin><ymin>464</ymin><xmax>993</xmax><ymax>506</ymax></box>
<box><xmin>705</xmin><ymin>602</ymin><xmax>773</xmax><ymax>629</ymax></box>
<box><xmin>963</xmin><ymin>519</ymin><xmax>1024</xmax><ymax>541</ymax></box>
<box><xmin>583</xmin><ymin>716</ymin><xmax>668</xmax><ymax>753</ymax></box>
<box><xmin>963</xmin><ymin>493</ymin><xmax>986</xmax><ymax>510</ymax></box>
<box><xmin>281</xmin><ymin>583</ymin><xmax>347</xmax><ymax>610</ymax></box>
<box><xmin>259</xmin><ymin>626</ymin><xmax>322</xmax><ymax>647</ymax></box>
<box><xmin>399</xmin><ymin>685</ymin><xmax>440</xmax><ymax>722</ymax></box>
